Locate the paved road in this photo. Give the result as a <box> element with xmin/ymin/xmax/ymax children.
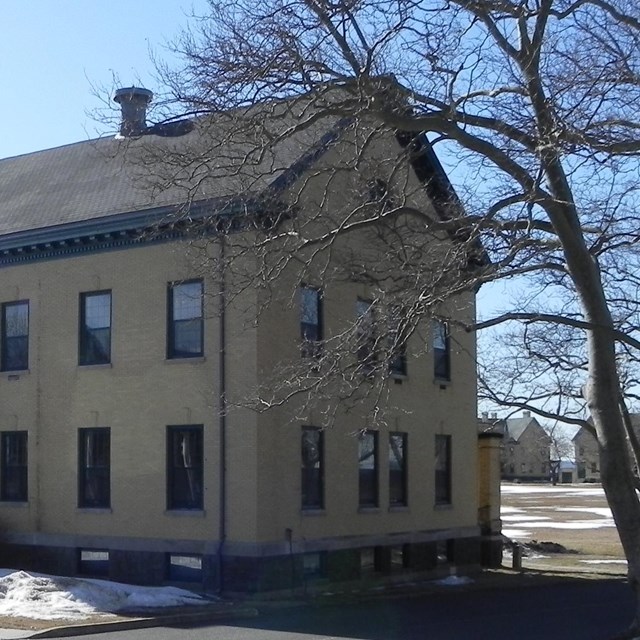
<box><xmin>59</xmin><ymin>579</ymin><xmax>634</xmax><ymax>640</ymax></box>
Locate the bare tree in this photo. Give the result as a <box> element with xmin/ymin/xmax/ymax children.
<box><xmin>121</xmin><ymin>0</ymin><xmax>640</xmax><ymax>632</ymax></box>
<box><xmin>546</xmin><ymin>422</ymin><xmax>575</xmax><ymax>484</ymax></box>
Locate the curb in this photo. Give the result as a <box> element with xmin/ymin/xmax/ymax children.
<box><xmin>26</xmin><ymin>606</ymin><xmax>259</xmax><ymax>639</ymax></box>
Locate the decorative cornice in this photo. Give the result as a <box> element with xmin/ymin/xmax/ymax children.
<box><xmin>0</xmin><ymin>198</ymin><xmax>250</xmax><ymax>267</ymax></box>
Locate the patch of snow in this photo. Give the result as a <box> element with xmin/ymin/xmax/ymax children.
<box><xmin>554</xmin><ymin>507</ymin><xmax>612</xmax><ymax>517</ymax></box>
<box><xmin>502</xmin><ymin>485</ymin><xmax>604</xmax><ymax>498</ymax></box>
<box><xmin>563</xmin><ymin>489</ymin><xmax>605</xmax><ymax>497</ymax></box>
<box><xmin>580</xmin><ymin>560</ymin><xmax>627</xmax><ymax>565</ymax></box>
<box><xmin>434</xmin><ymin>575</ymin><xmax>473</xmax><ymax>586</ymax></box>
<box><xmin>501</xmin><ymin>515</ymin><xmax>551</xmax><ymax>522</ymax></box>
<box><xmin>502</xmin><ymin>528</ymin><xmax>532</xmax><ymax>538</ymax></box>
<box><xmin>0</xmin><ymin>570</ymin><xmax>208</xmax><ymax>621</ymax></box>
<box><xmin>502</xmin><ymin>486</ymin><xmax>575</xmax><ymax>494</ymax></box>
<box><xmin>500</xmin><ymin>507</ymin><xmax>525</xmax><ymax>514</ymax></box>
<box><xmin>502</xmin><ymin>550</ymin><xmax>548</xmax><ymax>560</ymax></box>
<box><xmin>507</xmin><ymin>520</ymin><xmax>614</xmax><ymax>530</ymax></box>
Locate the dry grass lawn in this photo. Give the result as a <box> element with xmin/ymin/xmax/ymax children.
<box><xmin>501</xmin><ymin>483</ymin><xmax>626</xmax><ymax>573</ymax></box>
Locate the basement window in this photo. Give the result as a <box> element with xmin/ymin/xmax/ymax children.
<box><xmin>78</xmin><ymin>549</ymin><xmax>109</xmax><ymax>577</ymax></box>
<box><xmin>303</xmin><ymin>552</ymin><xmax>327</xmax><ymax>580</ymax></box>
<box><xmin>167</xmin><ymin>554</ymin><xmax>203</xmax><ymax>582</ymax></box>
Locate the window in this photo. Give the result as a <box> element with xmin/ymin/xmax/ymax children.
<box><xmin>1</xmin><ymin>301</ymin><xmax>28</xmax><ymax>371</ymax></box>
<box><xmin>167</xmin><ymin>425</ymin><xmax>203</xmax><ymax>510</ymax></box>
<box><xmin>0</xmin><ymin>431</ymin><xmax>27</xmax><ymax>502</ymax></box>
<box><xmin>389</xmin><ymin>433</ymin><xmax>407</xmax><ymax>506</ymax></box>
<box><xmin>391</xmin><ymin>544</ymin><xmax>411</xmax><ymax>570</ymax></box>
<box><xmin>435</xmin><ymin>434</ymin><xmax>451</xmax><ymax>505</ymax></box>
<box><xmin>79</xmin><ymin>291</ymin><xmax>111</xmax><ymax>365</ymax></box>
<box><xmin>168</xmin><ymin>280</ymin><xmax>203</xmax><ymax>359</ymax></box>
<box><xmin>437</xmin><ymin>540</ymin><xmax>454</xmax><ymax>564</ymax></box>
<box><xmin>388</xmin><ymin>306</ymin><xmax>407</xmax><ymax>376</ymax></box>
<box><xmin>433</xmin><ymin>319</ymin><xmax>450</xmax><ymax>380</ymax></box>
<box><xmin>356</xmin><ymin>299</ymin><xmax>375</xmax><ymax>372</ymax></box>
<box><xmin>300</xmin><ymin>286</ymin><xmax>323</xmax><ymax>358</ymax></box>
<box><xmin>301</xmin><ymin>427</ymin><xmax>324</xmax><ymax>509</ymax></box>
<box><xmin>361</xmin><ymin>546</ymin><xmax>386</xmax><ymax>573</ymax></box>
<box><xmin>78</xmin><ymin>549</ymin><xmax>109</xmax><ymax>576</ymax></box>
<box><xmin>167</xmin><ymin>554</ymin><xmax>203</xmax><ymax>582</ymax></box>
<box><xmin>358</xmin><ymin>431</ymin><xmax>378</xmax><ymax>507</ymax></box>
<box><xmin>303</xmin><ymin>552</ymin><xmax>327</xmax><ymax>580</ymax></box>
<box><xmin>78</xmin><ymin>428</ymin><xmax>110</xmax><ymax>508</ymax></box>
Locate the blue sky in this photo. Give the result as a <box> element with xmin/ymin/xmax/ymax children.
<box><xmin>0</xmin><ymin>1</ymin><xmax>209</xmax><ymax>159</ymax></box>
<box><xmin>0</xmin><ymin>1</ymin><xmax>512</xmax><ymax>357</ymax></box>
<box><xmin>0</xmin><ymin>2</ymin><xmax>571</xmax><ymax>424</ymax></box>
<box><xmin>0</xmin><ymin>1</ymin><xmax>507</xmax><ymax>308</ymax></box>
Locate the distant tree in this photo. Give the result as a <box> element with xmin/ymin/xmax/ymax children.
<box><xmin>127</xmin><ymin>0</ymin><xmax>640</xmax><ymax>633</ymax></box>
<box><xmin>545</xmin><ymin>422</ymin><xmax>575</xmax><ymax>484</ymax></box>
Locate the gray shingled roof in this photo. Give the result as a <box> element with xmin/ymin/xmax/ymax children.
<box><xmin>0</xmin><ymin>103</ymin><xmax>342</xmax><ymax>239</ymax></box>
<box><xmin>573</xmin><ymin>413</ymin><xmax>640</xmax><ymax>440</ymax></box>
<box><xmin>505</xmin><ymin>417</ymin><xmax>537</xmax><ymax>442</ymax></box>
<box><xmin>0</xmin><ymin>93</ymin><xmax>468</xmax><ymax>268</ymax></box>
<box><xmin>0</xmin><ymin>138</ymin><xmax>167</xmax><ymax>235</ymax></box>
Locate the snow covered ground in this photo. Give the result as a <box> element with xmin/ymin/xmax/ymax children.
<box><xmin>0</xmin><ymin>569</ymin><xmax>208</xmax><ymax>621</ymax></box>
<box><xmin>501</xmin><ymin>484</ymin><xmax>614</xmax><ymax>539</ymax></box>
<box><xmin>501</xmin><ymin>482</ymin><xmax>626</xmax><ymax>570</ymax></box>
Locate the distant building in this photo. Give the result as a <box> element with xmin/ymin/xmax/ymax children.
<box><xmin>573</xmin><ymin>414</ymin><xmax>640</xmax><ymax>482</ymax></box>
<box><xmin>479</xmin><ymin>411</ymin><xmax>551</xmax><ymax>482</ymax></box>
<box><xmin>573</xmin><ymin>427</ymin><xmax>601</xmax><ymax>482</ymax></box>
<box><xmin>559</xmin><ymin>460</ymin><xmax>577</xmax><ymax>483</ymax></box>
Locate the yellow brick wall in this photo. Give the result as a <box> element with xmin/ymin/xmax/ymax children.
<box><xmin>0</xmin><ymin>131</ymin><xmax>479</xmax><ymax>556</ymax></box>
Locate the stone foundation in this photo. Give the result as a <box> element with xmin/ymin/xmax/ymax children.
<box><xmin>0</xmin><ymin>535</ymin><xmax>486</xmax><ymax>593</ymax></box>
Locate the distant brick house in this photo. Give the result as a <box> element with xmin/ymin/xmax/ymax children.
<box><xmin>479</xmin><ymin>411</ymin><xmax>551</xmax><ymax>482</ymax></box>
<box><xmin>573</xmin><ymin>427</ymin><xmax>601</xmax><ymax>482</ymax></box>
<box><xmin>573</xmin><ymin>414</ymin><xmax>640</xmax><ymax>482</ymax></box>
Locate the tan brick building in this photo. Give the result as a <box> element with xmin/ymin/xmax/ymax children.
<box><xmin>0</xmin><ymin>88</ymin><xmax>496</xmax><ymax>592</ymax></box>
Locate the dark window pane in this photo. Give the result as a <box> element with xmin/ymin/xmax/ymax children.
<box><xmin>356</xmin><ymin>300</ymin><xmax>375</xmax><ymax>372</ymax></box>
<box><xmin>78</xmin><ymin>428</ymin><xmax>110</xmax><ymax>508</ymax></box>
<box><xmin>301</xmin><ymin>428</ymin><xmax>323</xmax><ymax>509</ymax></box>
<box><xmin>435</xmin><ymin>434</ymin><xmax>451</xmax><ymax>505</ymax></box>
<box><xmin>1</xmin><ymin>431</ymin><xmax>27</xmax><ymax>502</ymax></box>
<box><xmin>433</xmin><ymin>320</ymin><xmax>450</xmax><ymax>380</ymax></box>
<box><xmin>78</xmin><ymin>550</ymin><xmax>109</xmax><ymax>576</ymax></box>
<box><xmin>389</xmin><ymin>306</ymin><xmax>407</xmax><ymax>376</ymax></box>
<box><xmin>168</xmin><ymin>281</ymin><xmax>203</xmax><ymax>358</ymax></box>
<box><xmin>2</xmin><ymin>302</ymin><xmax>28</xmax><ymax>371</ymax></box>
<box><xmin>80</xmin><ymin>292</ymin><xmax>111</xmax><ymax>365</ymax></box>
<box><xmin>389</xmin><ymin>433</ymin><xmax>407</xmax><ymax>506</ymax></box>
<box><xmin>167</xmin><ymin>426</ymin><xmax>203</xmax><ymax>510</ymax></box>
<box><xmin>168</xmin><ymin>554</ymin><xmax>203</xmax><ymax>582</ymax></box>
<box><xmin>358</xmin><ymin>431</ymin><xmax>378</xmax><ymax>507</ymax></box>
<box><xmin>303</xmin><ymin>552</ymin><xmax>326</xmax><ymax>579</ymax></box>
<box><xmin>300</xmin><ymin>286</ymin><xmax>323</xmax><ymax>357</ymax></box>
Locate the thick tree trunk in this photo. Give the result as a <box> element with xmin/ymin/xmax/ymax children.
<box><xmin>559</xmin><ymin>221</ymin><xmax>640</xmax><ymax>632</ymax></box>
<box><xmin>589</xmin><ymin>343</ymin><xmax>640</xmax><ymax>633</ymax></box>
<box><xmin>542</xmin><ymin>167</ymin><xmax>640</xmax><ymax>630</ymax></box>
